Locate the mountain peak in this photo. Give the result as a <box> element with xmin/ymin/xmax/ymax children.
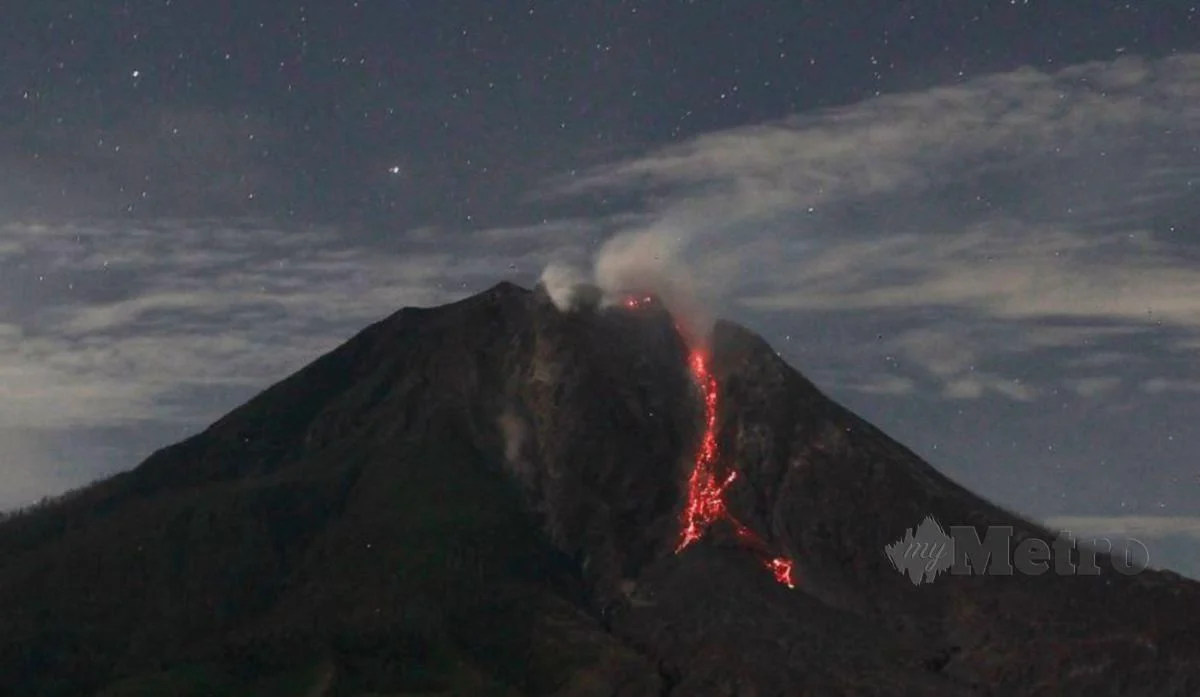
<box><xmin>483</xmin><ymin>278</ymin><xmax>530</xmax><ymax>298</ymax></box>
<box><xmin>1</xmin><ymin>282</ymin><xmax>1197</xmax><ymax>696</ymax></box>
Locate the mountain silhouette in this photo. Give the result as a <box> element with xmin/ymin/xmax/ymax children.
<box><xmin>1</xmin><ymin>281</ymin><xmax>1198</xmax><ymax>696</ymax></box>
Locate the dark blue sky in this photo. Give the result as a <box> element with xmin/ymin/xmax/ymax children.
<box><xmin>6</xmin><ymin>1</ymin><xmax>1195</xmax><ymax>224</ymax></box>
<box><xmin>2</xmin><ymin>1</ymin><xmax>1200</xmax><ymax>575</ymax></box>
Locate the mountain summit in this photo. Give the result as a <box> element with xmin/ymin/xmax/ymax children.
<box><xmin>1</xmin><ymin>281</ymin><xmax>1197</xmax><ymax>696</ymax></box>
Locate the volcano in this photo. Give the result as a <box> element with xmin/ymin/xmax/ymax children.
<box><xmin>1</xmin><ymin>281</ymin><xmax>1198</xmax><ymax>696</ymax></box>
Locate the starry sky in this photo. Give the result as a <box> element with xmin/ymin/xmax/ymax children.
<box><xmin>3</xmin><ymin>1</ymin><xmax>1200</xmax><ymax>575</ymax></box>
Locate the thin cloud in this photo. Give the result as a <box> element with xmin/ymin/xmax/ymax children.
<box><xmin>944</xmin><ymin>375</ymin><xmax>1038</xmax><ymax>402</ymax></box>
<box><xmin>0</xmin><ymin>219</ymin><xmax>562</xmax><ymax>433</ymax></box>
<box><xmin>559</xmin><ymin>55</ymin><xmax>1200</xmax><ymax>216</ymax></box>
<box><xmin>837</xmin><ymin>373</ymin><xmax>917</xmax><ymax>396</ymax></box>
<box><xmin>548</xmin><ymin>54</ymin><xmax>1200</xmax><ymax>334</ymax></box>
<box><xmin>1140</xmin><ymin>378</ymin><xmax>1200</xmax><ymax>394</ymax></box>
<box><xmin>737</xmin><ymin>223</ymin><xmax>1200</xmax><ymax>328</ymax></box>
<box><xmin>531</xmin><ymin>54</ymin><xmax>1200</xmax><ymax>407</ymax></box>
<box><xmin>1064</xmin><ymin>377</ymin><xmax>1124</xmax><ymax>398</ymax></box>
<box><xmin>1045</xmin><ymin>516</ymin><xmax>1200</xmax><ymax>539</ymax></box>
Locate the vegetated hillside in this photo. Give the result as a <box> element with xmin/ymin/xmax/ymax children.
<box><xmin>0</xmin><ymin>281</ymin><xmax>1197</xmax><ymax>697</ymax></box>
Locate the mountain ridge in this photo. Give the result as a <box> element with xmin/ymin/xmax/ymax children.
<box><xmin>0</xmin><ymin>280</ymin><xmax>1197</xmax><ymax>696</ymax></box>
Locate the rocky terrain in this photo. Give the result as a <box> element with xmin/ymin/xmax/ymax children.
<box><xmin>0</xmin><ymin>281</ymin><xmax>1197</xmax><ymax>696</ymax></box>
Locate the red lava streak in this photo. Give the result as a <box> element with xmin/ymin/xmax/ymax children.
<box><xmin>675</xmin><ymin>349</ymin><xmax>796</xmax><ymax>589</ymax></box>
<box><xmin>619</xmin><ymin>294</ymin><xmax>795</xmax><ymax>588</ymax></box>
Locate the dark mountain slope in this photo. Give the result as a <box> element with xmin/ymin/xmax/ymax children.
<box><xmin>0</xmin><ymin>281</ymin><xmax>1197</xmax><ymax>696</ymax></box>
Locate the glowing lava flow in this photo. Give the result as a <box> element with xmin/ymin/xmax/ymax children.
<box><xmin>619</xmin><ymin>293</ymin><xmax>796</xmax><ymax>588</ymax></box>
<box><xmin>675</xmin><ymin>350</ymin><xmax>796</xmax><ymax>588</ymax></box>
<box><xmin>674</xmin><ymin>351</ymin><xmax>730</xmax><ymax>550</ymax></box>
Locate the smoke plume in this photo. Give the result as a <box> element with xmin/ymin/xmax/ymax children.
<box><xmin>592</xmin><ymin>224</ymin><xmax>715</xmax><ymax>345</ymax></box>
<box><xmin>539</xmin><ymin>220</ymin><xmax>721</xmax><ymax>347</ymax></box>
<box><xmin>539</xmin><ymin>261</ymin><xmax>589</xmax><ymax>312</ymax></box>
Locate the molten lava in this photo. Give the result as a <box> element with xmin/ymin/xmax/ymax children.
<box><xmin>618</xmin><ymin>293</ymin><xmax>795</xmax><ymax>588</ymax></box>
<box><xmin>614</xmin><ymin>293</ymin><xmax>792</xmax><ymax>587</ymax></box>
<box><xmin>674</xmin><ymin>351</ymin><xmax>728</xmax><ymax>551</ymax></box>
<box><xmin>674</xmin><ymin>349</ymin><xmax>796</xmax><ymax>588</ymax></box>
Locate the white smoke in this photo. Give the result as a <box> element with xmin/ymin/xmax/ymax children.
<box><xmin>498</xmin><ymin>409</ymin><xmax>527</xmax><ymax>463</ymax></box>
<box><xmin>538</xmin><ymin>219</ymin><xmax>722</xmax><ymax>347</ymax></box>
<box><xmin>539</xmin><ymin>261</ymin><xmax>588</xmax><ymax>312</ymax></box>
<box><xmin>592</xmin><ymin>223</ymin><xmax>715</xmax><ymax>344</ymax></box>
<box><xmin>497</xmin><ymin>407</ymin><xmax>537</xmax><ymax>492</ymax></box>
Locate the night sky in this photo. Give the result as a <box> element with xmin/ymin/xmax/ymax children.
<box><xmin>3</xmin><ymin>2</ymin><xmax>1199</xmax><ymax>575</ymax></box>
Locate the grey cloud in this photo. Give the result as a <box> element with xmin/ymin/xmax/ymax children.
<box><xmin>1140</xmin><ymin>378</ymin><xmax>1200</xmax><ymax>394</ymax></box>
<box><xmin>1063</xmin><ymin>377</ymin><xmax>1124</xmax><ymax>398</ymax></box>
<box><xmin>835</xmin><ymin>373</ymin><xmax>917</xmax><ymax>397</ymax></box>
<box><xmin>943</xmin><ymin>375</ymin><xmax>1038</xmax><ymax>402</ymax></box>
<box><xmin>737</xmin><ymin>223</ymin><xmax>1200</xmax><ymax>330</ymax></box>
